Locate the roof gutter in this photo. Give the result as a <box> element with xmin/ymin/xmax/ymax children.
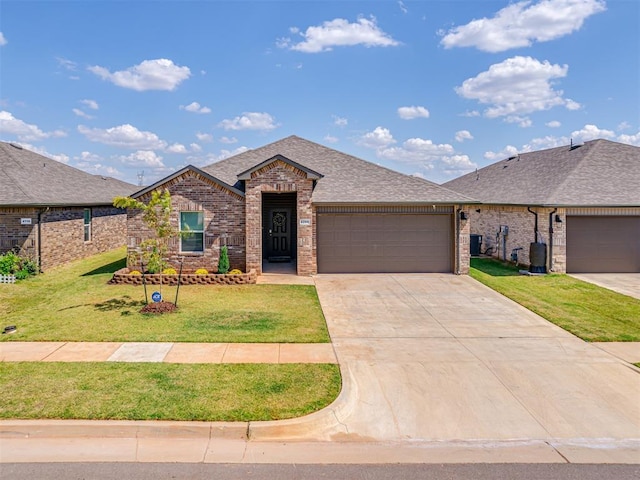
<box><xmin>548</xmin><ymin>208</ymin><xmax>557</xmax><ymax>272</ymax></box>
<box><xmin>455</xmin><ymin>206</ymin><xmax>462</xmax><ymax>275</ymax></box>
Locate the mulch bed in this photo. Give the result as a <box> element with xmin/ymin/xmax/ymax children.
<box><xmin>140</xmin><ymin>301</ymin><xmax>177</xmax><ymax>314</ymax></box>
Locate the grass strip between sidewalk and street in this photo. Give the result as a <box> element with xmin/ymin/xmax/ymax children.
<box><xmin>470</xmin><ymin>258</ymin><xmax>640</xmax><ymax>342</ymax></box>
<box><xmin>0</xmin><ymin>362</ymin><xmax>341</xmax><ymax>421</ymax></box>
<box><xmin>0</xmin><ymin>248</ymin><xmax>329</xmax><ymax>343</ymax></box>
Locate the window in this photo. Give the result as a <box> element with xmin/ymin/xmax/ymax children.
<box><xmin>180</xmin><ymin>212</ymin><xmax>204</xmax><ymax>252</ymax></box>
<box><xmin>83</xmin><ymin>208</ymin><xmax>92</xmax><ymax>242</ymax></box>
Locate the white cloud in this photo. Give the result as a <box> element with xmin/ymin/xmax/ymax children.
<box><xmin>377</xmin><ymin>137</ymin><xmax>455</xmax><ymax>165</ymax></box>
<box><xmin>0</xmin><ymin>111</ymin><xmax>66</xmax><ymax>141</ymax></box>
<box><xmin>219</xmin><ymin>136</ymin><xmax>238</xmax><ymax>144</ymax></box>
<box><xmin>397</xmin><ymin>106</ymin><xmax>430</xmax><ymax>120</ymax></box>
<box><xmin>617</xmin><ymin>121</ymin><xmax>631</xmax><ymax>131</ymax></box>
<box><xmin>56</xmin><ymin>57</ymin><xmax>77</xmax><ymax>71</ymax></box>
<box><xmin>117</xmin><ymin>150</ymin><xmax>165</xmax><ymax>168</ymax></box>
<box><xmin>78</xmin><ymin>123</ymin><xmax>167</xmax><ymax>150</ymax></box>
<box><xmin>190</xmin><ymin>143</ymin><xmax>202</xmax><ymax>152</ymax></box>
<box><xmin>180</xmin><ymin>101</ymin><xmax>211</xmax><ymax>114</ymax></box>
<box><xmin>0</xmin><ymin>32</ymin><xmax>7</xmax><ymax>46</ymax></box>
<box><xmin>441</xmin><ymin>154</ymin><xmax>477</xmax><ymax>175</ymax></box>
<box><xmin>484</xmin><ymin>145</ymin><xmax>520</xmax><ymax>161</ymax></box>
<box><xmin>570</xmin><ymin>124</ymin><xmax>615</xmax><ymax>142</ymax></box>
<box><xmin>75</xmin><ymin>161</ymin><xmax>122</xmax><ymax>178</ymax></box>
<box><xmin>81</xmin><ymin>99</ymin><xmax>99</xmax><ymax>110</ymax></box>
<box><xmin>460</xmin><ymin>110</ymin><xmax>480</xmax><ymax>117</ymax></box>
<box><xmin>546</xmin><ymin>120</ymin><xmax>561</xmax><ymax>128</ymax></box>
<box><xmin>324</xmin><ymin>134</ymin><xmax>339</xmax><ymax>143</ymax></box>
<box><xmin>357</xmin><ymin>127</ymin><xmax>396</xmax><ymax>149</ymax></box>
<box><xmin>218</xmin><ymin>112</ymin><xmax>278</xmax><ymax>131</ymax></box>
<box><xmin>398</xmin><ymin>1</ymin><xmax>408</xmax><ymax>14</ymax></box>
<box><xmin>166</xmin><ymin>143</ymin><xmax>188</xmax><ymax>154</ymax></box>
<box><xmin>280</xmin><ymin>16</ymin><xmax>400</xmax><ymax>53</ymax></box>
<box><xmin>455</xmin><ymin>130</ymin><xmax>473</xmax><ymax>142</ymax></box>
<box><xmin>14</xmin><ymin>142</ymin><xmax>69</xmax><ymax>164</ymax></box>
<box><xmin>440</xmin><ymin>0</ymin><xmax>606</xmax><ymax>52</ymax></box>
<box><xmin>72</xmin><ymin>108</ymin><xmax>94</xmax><ymax>119</ymax></box>
<box><xmin>196</xmin><ymin>132</ymin><xmax>213</xmax><ymax>142</ymax></box>
<box><xmin>456</xmin><ymin>56</ymin><xmax>580</xmax><ymax>118</ymax></box>
<box><xmin>618</xmin><ymin>131</ymin><xmax>640</xmax><ymax>146</ymax></box>
<box><xmin>88</xmin><ymin>58</ymin><xmax>191</xmax><ymax>91</ymax></box>
<box><xmin>505</xmin><ymin>115</ymin><xmax>533</xmax><ymax>128</ymax></box>
<box><xmin>333</xmin><ymin>115</ymin><xmax>348</xmax><ymax>127</ymax></box>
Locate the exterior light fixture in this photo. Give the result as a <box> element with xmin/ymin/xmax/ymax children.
<box><xmin>460</xmin><ymin>211</ymin><xmax>468</xmax><ymax>220</ymax></box>
<box><xmin>555</xmin><ymin>215</ymin><xmax>562</xmax><ymax>223</ymax></box>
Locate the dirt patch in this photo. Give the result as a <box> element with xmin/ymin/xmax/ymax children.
<box><xmin>140</xmin><ymin>301</ymin><xmax>177</xmax><ymax>314</ymax></box>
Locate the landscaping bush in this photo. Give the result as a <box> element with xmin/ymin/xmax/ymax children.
<box><xmin>162</xmin><ymin>267</ymin><xmax>177</xmax><ymax>275</ymax></box>
<box><xmin>229</xmin><ymin>269</ymin><xmax>242</xmax><ymax>275</ymax></box>
<box><xmin>218</xmin><ymin>246</ymin><xmax>230</xmax><ymax>274</ymax></box>
<box><xmin>0</xmin><ymin>251</ymin><xmax>38</xmax><ymax>280</ymax></box>
<box><xmin>195</xmin><ymin>268</ymin><xmax>209</xmax><ymax>275</ymax></box>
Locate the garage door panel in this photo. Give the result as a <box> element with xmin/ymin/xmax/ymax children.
<box><xmin>567</xmin><ymin>216</ymin><xmax>640</xmax><ymax>273</ymax></box>
<box><xmin>318</xmin><ymin>213</ymin><xmax>452</xmax><ymax>273</ymax></box>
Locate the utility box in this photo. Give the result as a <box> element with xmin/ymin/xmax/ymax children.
<box><xmin>470</xmin><ymin>234</ymin><xmax>482</xmax><ymax>256</ymax></box>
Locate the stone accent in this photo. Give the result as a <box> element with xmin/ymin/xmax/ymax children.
<box><xmin>244</xmin><ymin>160</ymin><xmax>316</xmax><ymax>276</ymax></box>
<box><xmin>1</xmin><ymin>206</ymin><xmax>127</xmax><ymax>271</ymax></box>
<box><xmin>126</xmin><ymin>171</ymin><xmax>246</xmax><ymax>273</ymax></box>
<box><xmin>109</xmin><ymin>268</ymin><xmax>257</xmax><ymax>285</ymax></box>
<box><xmin>457</xmin><ymin>207</ymin><xmax>471</xmax><ymax>274</ymax></box>
<box><xmin>470</xmin><ymin>205</ymin><xmax>566</xmax><ymax>273</ymax></box>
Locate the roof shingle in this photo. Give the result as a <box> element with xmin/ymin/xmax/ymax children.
<box><xmin>0</xmin><ymin>141</ymin><xmax>138</xmax><ymax>206</ymax></box>
<box><xmin>202</xmin><ymin>135</ymin><xmax>475</xmax><ymax>204</ymax></box>
<box><xmin>443</xmin><ymin>139</ymin><xmax>640</xmax><ymax>207</ymax></box>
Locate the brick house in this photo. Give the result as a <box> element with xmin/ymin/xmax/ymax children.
<box><xmin>444</xmin><ymin>139</ymin><xmax>640</xmax><ymax>273</ymax></box>
<box><xmin>126</xmin><ymin>136</ymin><xmax>476</xmax><ymax>275</ymax></box>
<box><xmin>0</xmin><ymin>141</ymin><xmax>138</xmax><ymax>271</ymax></box>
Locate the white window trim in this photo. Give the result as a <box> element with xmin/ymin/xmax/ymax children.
<box><xmin>83</xmin><ymin>208</ymin><xmax>92</xmax><ymax>243</ymax></box>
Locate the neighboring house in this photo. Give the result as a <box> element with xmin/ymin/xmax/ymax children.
<box><xmin>126</xmin><ymin>135</ymin><xmax>476</xmax><ymax>275</ymax></box>
<box><xmin>0</xmin><ymin>141</ymin><xmax>138</xmax><ymax>270</ymax></box>
<box><xmin>443</xmin><ymin>139</ymin><xmax>640</xmax><ymax>273</ymax></box>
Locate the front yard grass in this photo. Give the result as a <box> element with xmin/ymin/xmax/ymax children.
<box><xmin>0</xmin><ymin>362</ymin><xmax>341</xmax><ymax>421</ymax></box>
<box><xmin>470</xmin><ymin>258</ymin><xmax>640</xmax><ymax>342</ymax></box>
<box><xmin>0</xmin><ymin>248</ymin><xmax>329</xmax><ymax>343</ymax></box>
<box><xmin>0</xmin><ymin>248</ymin><xmax>341</xmax><ymax>421</ymax></box>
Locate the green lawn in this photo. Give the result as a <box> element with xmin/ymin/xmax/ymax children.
<box><xmin>0</xmin><ymin>248</ymin><xmax>329</xmax><ymax>343</ymax></box>
<box><xmin>0</xmin><ymin>249</ymin><xmax>341</xmax><ymax>422</ymax></box>
<box><xmin>0</xmin><ymin>362</ymin><xmax>340</xmax><ymax>421</ymax></box>
<box><xmin>470</xmin><ymin>258</ymin><xmax>640</xmax><ymax>342</ymax></box>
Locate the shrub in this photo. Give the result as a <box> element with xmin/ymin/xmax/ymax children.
<box><xmin>0</xmin><ymin>251</ymin><xmax>38</xmax><ymax>279</ymax></box>
<box><xmin>162</xmin><ymin>268</ymin><xmax>177</xmax><ymax>275</ymax></box>
<box><xmin>195</xmin><ymin>268</ymin><xmax>209</xmax><ymax>275</ymax></box>
<box><xmin>218</xmin><ymin>246</ymin><xmax>230</xmax><ymax>274</ymax></box>
<box><xmin>129</xmin><ymin>270</ymin><xmax>142</xmax><ymax>275</ymax></box>
<box><xmin>228</xmin><ymin>269</ymin><xmax>242</xmax><ymax>275</ymax></box>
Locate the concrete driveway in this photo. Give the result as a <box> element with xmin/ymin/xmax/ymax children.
<box><xmin>252</xmin><ymin>274</ymin><xmax>640</xmax><ymax>460</ymax></box>
<box><xmin>569</xmin><ymin>273</ymin><xmax>640</xmax><ymax>300</ymax></box>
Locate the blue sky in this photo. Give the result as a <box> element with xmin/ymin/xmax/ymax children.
<box><xmin>1</xmin><ymin>0</ymin><xmax>638</xmax><ymax>186</ymax></box>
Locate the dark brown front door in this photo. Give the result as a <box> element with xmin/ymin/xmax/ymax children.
<box><xmin>266</xmin><ymin>208</ymin><xmax>292</xmax><ymax>260</ymax></box>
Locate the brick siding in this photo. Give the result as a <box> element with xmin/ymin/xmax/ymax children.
<box><xmin>1</xmin><ymin>206</ymin><xmax>127</xmax><ymax>271</ymax></box>
<box><xmin>126</xmin><ymin>171</ymin><xmax>246</xmax><ymax>273</ymax></box>
<box><xmin>245</xmin><ymin>161</ymin><xmax>316</xmax><ymax>276</ymax></box>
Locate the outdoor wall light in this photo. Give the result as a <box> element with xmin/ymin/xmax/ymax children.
<box><xmin>475</xmin><ymin>208</ymin><xmax>481</xmax><ymax>213</ymax></box>
<box><xmin>555</xmin><ymin>214</ymin><xmax>563</xmax><ymax>223</ymax></box>
<box><xmin>460</xmin><ymin>211</ymin><xmax>468</xmax><ymax>220</ymax></box>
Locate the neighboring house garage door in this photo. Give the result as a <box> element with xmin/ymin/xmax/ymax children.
<box><xmin>566</xmin><ymin>216</ymin><xmax>640</xmax><ymax>273</ymax></box>
<box><xmin>317</xmin><ymin>207</ymin><xmax>453</xmax><ymax>273</ymax></box>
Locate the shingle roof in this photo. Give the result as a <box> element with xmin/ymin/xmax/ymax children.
<box><xmin>443</xmin><ymin>139</ymin><xmax>640</xmax><ymax>207</ymax></box>
<box><xmin>202</xmin><ymin>135</ymin><xmax>475</xmax><ymax>204</ymax></box>
<box><xmin>0</xmin><ymin>141</ymin><xmax>138</xmax><ymax>206</ymax></box>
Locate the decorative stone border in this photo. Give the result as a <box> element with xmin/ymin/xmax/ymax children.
<box><xmin>109</xmin><ymin>268</ymin><xmax>257</xmax><ymax>286</ymax></box>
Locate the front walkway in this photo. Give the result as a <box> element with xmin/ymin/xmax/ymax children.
<box><xmin>0</xmin><ymin>342</ymin><xmax>337</xmax><ymax>364</ymax></box>
<box><xmin>569</xmin><ymin>273</ymin><xmax>640</xmax><ymax>300</ymax></box>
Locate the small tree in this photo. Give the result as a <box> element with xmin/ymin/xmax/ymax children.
<box><xmin>218</xmin><ymin>245</ymin><xmax>230</xmax><ymax>274</ymax></box>
<box><xmin>114</xmin><ymin>189</ymin><xmax>175</xmax><ymax>274</ymax></box>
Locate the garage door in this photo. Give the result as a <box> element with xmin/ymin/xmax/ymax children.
<box><xmin>566</xmin><ymin>216</ymin><xmax>640</xmax><ymax>273</ymax></box>
<box><xmin>317</xmin><ymin>213</ymin><xmax>453</xmax><ymax>273</ymax></box>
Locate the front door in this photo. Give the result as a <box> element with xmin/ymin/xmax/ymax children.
<box><xmin>266</xmin><ymin>208</ymin><xmax>292</xmax><ymax>261</ymax></box>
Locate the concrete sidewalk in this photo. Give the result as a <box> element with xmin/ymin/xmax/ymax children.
<box><xmin>0</xmin><ymin>341</ymin><xmax>337</xmax><ymax>364</ymax></box>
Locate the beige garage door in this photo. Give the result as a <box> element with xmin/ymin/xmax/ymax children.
<box><xmin>317</xmin><ymin>213</ymin><xmax>453</xmax><ymax>273</ymax></box>
<box><xmin>566</xmin><ymin>216</ymin><xmax>640</xmax><ymax>273</ymax></box>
